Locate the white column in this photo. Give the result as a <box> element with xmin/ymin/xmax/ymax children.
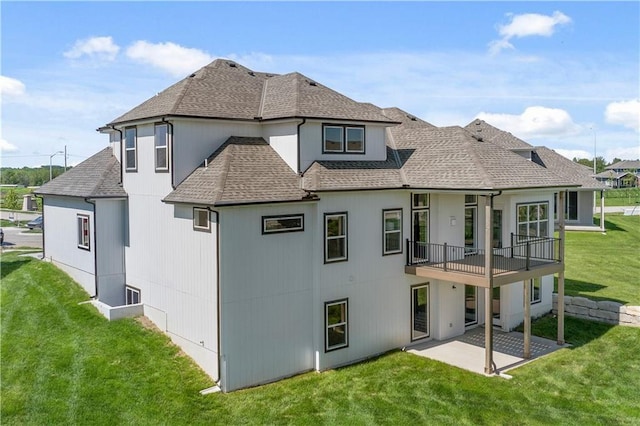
<box><xmin>484</xmin><ymin>195</ymin><xmax>494</xmax><ymax>374</ymax></box>
<box><xmin>523</xmin><ymin>279</ymin><xmax>531</xmax><ymax>359</ymax></box>
<box><xmin>600</xmin><ymin>190</ymin><xmax>605</xmax><ymax>232</ymax></box>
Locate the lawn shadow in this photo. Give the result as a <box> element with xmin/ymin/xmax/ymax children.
<box><xmin>554</xmin><ymin>277</ymin><xmax>629</xmax><ymax>305</ymax></box>
<box><xmin>0</xmin><ymin>254</ymin><xmax>33</xmax><ymax>280</ymax></box>
<box><xmin>524</xmin><ymin>314</ymin><xmax>617</xmax><ymax>350</ymax></box>
<box><xmin>595</xmin><ymin>216</ymin><xmax>629</xmax><ymax>232</ymax></box>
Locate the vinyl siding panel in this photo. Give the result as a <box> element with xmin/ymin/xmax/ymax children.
<box><xmin>94</xmin><ymin>199</ymin><xmax>126</xmax><ymax>306</ymax></box>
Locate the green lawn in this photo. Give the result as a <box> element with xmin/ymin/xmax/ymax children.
<box><xmin>2</xmin><ymin>252</ymin><xmax>640</xmax><ymax>425</ymax></box>
<box><xmin>604</xmin><ymin>188</ymin><xmax>640</xmax><ymax>207</ymax></box>
<box><xmin>561</xmin><ymin>214</ymin><xmax>640</xmax><ymax>304</ymax></box>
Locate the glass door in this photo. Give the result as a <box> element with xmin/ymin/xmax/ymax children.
<box><xmin>465</xmin><ymin>285</ymin><xmax>477</xmax><ymax>326</ymax></box>
<box><xmin>411</xmin><ymin>285</ymin><xmax>429</xmax><ymax>340</ymax></box>
<box><xmin>492</xmin><ymin>286</ymin><xmax>501</xmax><ymax>326</ymax></box>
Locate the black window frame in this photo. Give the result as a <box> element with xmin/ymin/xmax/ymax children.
<box><xmin>324</xmin><ymin>212</ymin><xmax>348</xmax><ymax>263</ymax></box>
<box><xmin>322</xmin><ymin>124</ymin><xmax>365</xmax><ymax>154</ymax></box>
<box><xmin>262</xmin><ymin>214</ymin><xmax>304</xmax><ymax>235</ymax></box>
<box><xmin>382</xmin><ymin>208</ymin><xmax>403</xmax><ymax>256</ymax></box>
<box><xmin>325</xmin><ymin>298</ymin><xmax>349</xmax><ymax>352</ymax></box>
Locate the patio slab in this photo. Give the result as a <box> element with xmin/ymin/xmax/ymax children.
<box><xmin>407</xmin><ymin>326</ymin><xmax>568</xmax><ymax>376</ymax></box>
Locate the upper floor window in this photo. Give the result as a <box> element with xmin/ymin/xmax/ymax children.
<box><xmin>325</xmin><ymin>212</ymin><xmax>347</xmax><ymax>263</ymax></box>
<box><xmin>517</xmin><ymin>202</ymin><xmax>549</xmax><ymax>239</ymax></box>
<box><xmin>262</xmin><ymin>214</ymin><xmax>304</xmax><ymax>234</ymax></box>
<box><xmin>124</xmin><ymin>127</ymin><xmax>137</xmax><ymax>172</ymax></box>
<box><xmin>383</xmin><ymin>209</ymin><xmax>402</xmax><ymax>255</ymax></box>
<box><xmin>155</xmin><ymin>123</ymin><xmax>169</xmax><ymax>172</ymax></box>
<box><xmin>323</xmin><ymin>125</ymin><xmax>365</xmax><ymax>154</ymax></box>
<box><xmin>77</xmin><ymin>214</ymin><xmax>90</xmax><ymax>250</ymax></box>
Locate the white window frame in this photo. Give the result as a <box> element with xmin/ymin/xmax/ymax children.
<box><xmin>262</xmin><ymin>214</ymin><xmax>304</xmax><ymax>234</ymax></box>
<box><xmin>325</xmin><ymin>212</ymin><xmax>347</xmax><ymax>263</ymax></box>
<box><xmin>322</xmin><ymin>124</ymin><xmax>365</xmax><ymax>154</ymax></box>
<box><xmin>125</xmin><ymin>286</ymin><xmax>141</xmax><ymax>305</ymax></box>
<box><xmin>77</xmin><ymin>214</ymin><xmax>90</xmax><ymax>250</ymax></box>
<box><xmin>411</xmin><ymin>284</ymin><xmax>430</xmax><ymax>341</ymax></box>
<box><xmin>517</xmin><ymin>202</ymin><xmax>549</xmax><ymax>240</ymax></box>
<box><xmin>325</xmin><ymin>299</ymin><xmax>348</xmax><ymax>351</ymax></box>
<box><xmin>124</xmin><ymin>127</ymin><xmax>137</xmax><ymax>172</ymax></box>
<box><xmin>193</xmin><ymin>207</ymin><xmax>210</xmax><ymax>232</ymax></box>
<box><xmin>383</xmin><ymin>209</ymin><xmax>403</xmax><ymax>255</ymax></box>
<box><xmin>530</xmin><ymin>278</ymin><xmax>542</xmax><ymax>304</ymax></box>
<box><xmin>154</xmin><ymin>123</ymin><xmax>169</xmax><ymax>172</ymax></box>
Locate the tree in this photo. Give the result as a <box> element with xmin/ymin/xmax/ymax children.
<box><xmin>572</xmin><ymin>157</ymin><xmax>606</xmax><ymax>173</ymax></box>
<box><xmin>3</xmin><ymin>189</ymin><xmax>20</xmax><ymax>210</ymax></box>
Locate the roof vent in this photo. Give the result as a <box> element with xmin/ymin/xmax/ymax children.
<box><xmin>475</xmin><ymin>120</ymin><xmax>482</xmax><ymax>125</ymax></box>
<box><xmin>248</xmin><ymin>71</ymin><xmax>255</xmax><ymax>76</ymax></box>
<box><xmin>227</xmin><ymin>62</ymin><xmax>237</xmax><ymax>68</ymax></box>
<box><xmin>307</xmin><ymin>80</ymin><xmax>317</xmax><ymax>86</ymax></box>
<box><xmin>472</xmin><ymin>134</ymin><xmax>484</xmax><ymax>142</ymax></box>
<box><xmin>407</xmin><ymin>115</ymin><xmax>417</xmax><ymax>121</ymax></box>
<box><xmin>189</xmin><ymin>73</ymin><xmax>196</xmax><ymax>78</ymax></box>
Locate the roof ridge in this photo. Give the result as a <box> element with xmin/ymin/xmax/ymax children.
<box><xmin>461</xmin><ymin>128</ymin><xmax>494</xmax><ymax>188</ymax></box>
<box><xmin>216</xmin><ymin>138</ymin><xmax>235</xmax><ymax>202</ymax></box>
<box><xmin>170</xmin><ymin>74</ymin><xmax>196</xmax><ymax>115</ymax></box>
<box><xmin>258</xmin><ymin>79</ymin><xmax>268</xmax><ymax>118</ymax></box>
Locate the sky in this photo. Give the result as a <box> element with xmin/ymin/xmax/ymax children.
<box><xmin>1</xmin><ymin>1</ymin><xmax>639</xmax><ymax>169</ymax></box>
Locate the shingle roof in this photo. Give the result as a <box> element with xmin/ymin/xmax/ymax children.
<box><xmin>382</xmin><ymin>107</ymin><xmax>437</xmax><ymax>129</ymax></box>
<box><xmin>605</xmin><ymin>160</ymin><xmax>640</xmax><ymax>170</ymax></box>
<box><xmin>108</xmin><ymin>59</ymin><xmax>395</xmax><ymax>125</ymax></box>
<box><xmin>163</xmin><ymin>137</ymin><xmax>307</xmax><ymax>206</ymax></box>
<box><xmin>35</xmin><ymin>148</ymin><xmax>126</xmax><ymax>198</ymax></box>
<box><xmin>464</xmin><ymin>119</ymin><xmax>606</xmax><ymax>190</ymax></box>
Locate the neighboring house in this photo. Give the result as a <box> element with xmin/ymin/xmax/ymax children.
<box><xmin>36</xmin><ymin>59</ymin><xmax>577</xmax><ymax>392</ymax></box>
<box><xmin>594</xmin><ymin>160</ymin><xmax>640</xmax><ymax>188</ymax></box>
<box><xmin>465</xmin><ymin>120</ymin><xmax>607</xmax><ymax>232</ymax></box>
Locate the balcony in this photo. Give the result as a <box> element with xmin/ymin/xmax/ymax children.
<box><xmin>405</xmin><ymin>234</ymin><xmax>563</xmax><ymax>287</ymax></box>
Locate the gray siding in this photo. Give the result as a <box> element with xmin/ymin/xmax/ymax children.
<box><xmin>95</xmin><ymin>199</ymin><xmax>126</xmax><ymax>306</ymax></box>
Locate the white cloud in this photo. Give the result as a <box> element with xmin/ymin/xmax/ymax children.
<box><xmin>554</xmin><ymin>149</ymin><xmax>592</xmax><ymax>161</ymax></box>
<box><xmin>476</xmin><ymin>106</ymin><xmax>580</xmax><ymax>138</ymax></box>
<box><xmin>64</xmin><ymin>36</ymin><xmax>120</xmax><ymax>61</ymax></box>
<box><xmin>0</xmin><ymin>138</ymin><xmax>19</xmax><ymax>152</ymax></box>
<box><xmin>605</xmin><ymin>146</ymin><xmax>640</xmax><ymax>161</ymax></box>
<box><xmin>490</xmin><ymin>11</ymin><xmax>572</xmax><ymax>55</ymax></box>
<box><xmin>0</xmin><ymin>76</ymin><xmax>26</xmax><ymax>97</ymax></box>
<box><xmin>605</xmin><ymin>99</ymin><xmax>640</xmax><ymax>132</ymax></box>
<box><xmin>126</xmin><ymin>41</ymin><xmax>213</xmax><ymax>77</ymax></box>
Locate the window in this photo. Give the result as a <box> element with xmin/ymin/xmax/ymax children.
<box><xmin>411</xmin><ymin>285</ymin><xmax>429</xmax><ymax>340</ymax></box>
<box><xmin>155</xmin><ymin>123</ymin><xmax>169</xmax><ymax>172</ymax></box>
<box><xmin>465</xmin><ymin>285</ymin><xmax>478</xmax><ymax>326</ymax></box>
<box><xmin>323</xmin><ymin>124</ymin><xmax>365</xmax><ymax>153</ymax></box>
<box><xmin>262</xmin><ymin>214</ymin><xmax>304</xmax><ymax>234</ymax></box>
<box><xmin>325</xmin><ymin>212</ymin><xmax>347</xmax><ymax>263</ymax></box>
<box><xmin>383</xmin><ymin>209</ymin><xmax>402</xmax><ymax>255</ymax></box>
<box><xmin>125</xmin><ymin>286</ymin><xmax>140</xmax><ymax>305</ymax></box>
<box><xmin>325</xmin><ymin>299</ymin><xmax>348</xmax><ymax>351</ymax></box>
<box><xmin>517</xmin><ymin>202</ymin><xmax>549</xmax><ymax>239</ymax></box>
<box><xmin>554</xmin><ymin>191</ymin><xmax>578</xmax><ymax>221</ymax></box>
<box><xmin>193</xmin><ymin>207</ymin><xmax>210</xmax><ymax>231</ymax></box>
<box><xmin>124</xmin><ymin>127</ymin><xmax>137</xmax><ymax>171</ymax></box>
<box><xmin>465</xmin><ymin>195</ymin><xmax>477</xmax><ymax>254</ymax></box>
<box><xmin>411</xmin><ymin>194</ymin><xmax>429</xmax><ymax>261</ymax></box>
<box><xmin>77</xmin><ymin>214</ymin><xmax>90</xmax><ymax>250</ymax></box>
<box><xmin>493</xmin><ymin>209</ymin><xmax>503</xmax><ymax>249</ymax></box>
<box><xmin>530</xmin><ymin>278</ymin><xmax>542</xmax><ymax>304</ymax></box>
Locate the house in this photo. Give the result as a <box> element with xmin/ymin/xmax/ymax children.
<box><xmin>465</xmin><ymin>120</ymin><xmax>607</xmax><ymax>232</ymax></box>
<box><xmin>36</xmin><ymin>59</ymin><xmax>578</xmax><ymax>392</ymax></box>
<box><xmin>594</xmin><ymin>160</ymin><xmax>640</xmax><ymax>188</ymax></box>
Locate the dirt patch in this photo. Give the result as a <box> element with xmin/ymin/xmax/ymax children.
<box><xmin>135</xmin><ymin>315</ymin><xmax>162</xmax><ymax>332</ymax></box>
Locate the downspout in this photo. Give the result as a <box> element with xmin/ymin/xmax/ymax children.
<box><xmin>161</xmin><ymin>118</ymin><xmax>176</xmax><ymax>189</ymax></box>
<box><xmin>109</xmin><ymin>126</ymin><xmax>124</xmax><ymax>185</ymax></box>
<box><xmin>296</xmin><ymin>118</ymin><xmax>307</xmax><ymax>175</ymax></box>
<box><xmin>207</xmin><ymin>208</ymin><xmax>222</xmax><ymax>389</ymax></box>
<box><xmin>84</xmin><ymin>198</ymin><xmax>99</xmax><ymax>299</ymax></box>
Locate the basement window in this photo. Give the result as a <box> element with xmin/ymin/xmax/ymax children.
<box><xmin>125</xmin><ymin>286</ymin><xmax>141</xmax><ymax>305</ymax></box>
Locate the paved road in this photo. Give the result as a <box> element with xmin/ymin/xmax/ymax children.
<box><xmin>595</xmin><ymin>205</ymin><xmax>640</xmax><ymax>214</ymax></box>
<box><xmin>1</xmin><ymin>210</ymin><xmax>43</xmax><ymax>250</ymax></box>
<box><xmin>1</xmin><ymin>226</ymin><xmax>43</xmax><ymax>250</ymax></box>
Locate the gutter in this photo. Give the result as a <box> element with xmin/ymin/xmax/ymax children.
<box><xmin>207</xmin><ymin>208</ymin><xmax>223</xmax><ymax>389</ymax></box>
<box><xmin>84</xmin><ymin>197</ymin><xmax>99</xmax><ymax>299</ymax></box>
<box><xmin>108</xmin><ymin>125</ymin><xmax>124</xmax><ymax>185</ymax></box>
<box><xmin>296</xmin><ymin>118</ymin><xmax>307</xmax><ymax>174</ymax></box>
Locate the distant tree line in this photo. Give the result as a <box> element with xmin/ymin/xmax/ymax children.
<box><xmin>571</xmin><ymin>157</ymin><xmax>624</xmax><ymax>174</ymax></box>
<box><xmin>0</xmin><ymin>165</ymin><xmax>69</xmax><ymax>187</ymax></box>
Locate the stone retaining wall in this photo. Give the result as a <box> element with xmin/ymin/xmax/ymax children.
<box><xmin>552</xmin><ymin>294</ymin><xmax>640</xmax><ymax>327</ymax></box>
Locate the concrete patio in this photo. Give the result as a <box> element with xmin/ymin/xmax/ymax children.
<box><xmin>407</xmin><ymin>326</ymin><xmax>568</xmax><ymax>377</ymax></box>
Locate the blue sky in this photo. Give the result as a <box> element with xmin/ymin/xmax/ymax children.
<box><xmin>2</xmin><ymin>1</ymin><xmax>638</xmax><ymax>169</ymax></box>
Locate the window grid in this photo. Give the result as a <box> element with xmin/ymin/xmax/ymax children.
<box><xmin>155</xmin><ymin>123</ymin><xmax>169</xmax><ymax>172</ymax></box>
<box><xmin>124</xmin><ymin>127</ymin><xmax>137</xmax><ymax>171</ymax></box>
<box><xmin>325</xmin><ymin>299</ymin><xmax>348</xmax><ymax>351</ymax></box>
<box><xmin>77</xmin><ymin>214</ymin><xmax>90</xmax><ymax>250</ymax></box>
<box><xmin>383</xmin><ymin>209</ymin><xmax>402</xmax><ymax>255</ymax></box>
<box><xmin>517</xmin><ymin>202</ymin><xmax>549</xmax><ymax>240</ymax></box>
<box><xmin>325</xmin><ymin>212</ymin><xmax>347</xmax><ymax>263</ymax></box>
<box><xmin>126</xmin><ymin>286</ymin><xmax>141</xmax><ymax>305</ymax></box>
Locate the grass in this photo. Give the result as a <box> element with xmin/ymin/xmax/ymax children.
<box><xmin>2</xmin><ymin>251</ymin><xmax>640</xmax><ymax>425</ymax></box>
<box><xmin>604</xmin><ymin>188</ymin><xmax>640</xmax><ymax>207</ymax></box>
<box><xmin>560</xmin><ymin>214</ymin><xmax>640</xmax><ymax>304</ymax></box>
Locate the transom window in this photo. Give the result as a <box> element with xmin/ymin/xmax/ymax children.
<box><xmin>262</xmin><ymin>214</ymin><xmax>304</xmax><ymax>234</ymax></box>
<box><xmin>126</xmin><ymin>286</ymin><xmax>141</xmax><ymax>305</ymax></box>
<box><xmin>325</xmin><ymin>299</ymin><xmax>348</xmax><ymax>351</ymax></box>
<box><xmin>517</xmin><ymin>202</ymin><xmax>549</xmax><ymax>239</ymax></box>
<box><xmin>323</xmin><ymin>125</ymin><xmax>365</xmax><ymax>153</ymax></box>
<box><xmin>155</xmin><ymin>123</ymin><xmax>169</xmax><ymax>172</ymax></box>
<box><xmin>77</xmin><ymin>214</ymin><xmax>90</xmax><ymax>250</ymax></box>
<box><xmin>383</xmin><ymin>209</ymin><xmax>402</xmax><ymax>255</ymax></box>
<box><xmin>124</xmin><ymin>127</ymin><xmax>137</xmax><ymax>172</ymax></box>
<box><xmin>325</xmin><ymin>212</ymin><xmax>347</xmax><ymax>263</ymax></box>
<box><xmin>193</xmin><ymin>207</ymin><xmax>210</xmax><ymax>232</ymax></box>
